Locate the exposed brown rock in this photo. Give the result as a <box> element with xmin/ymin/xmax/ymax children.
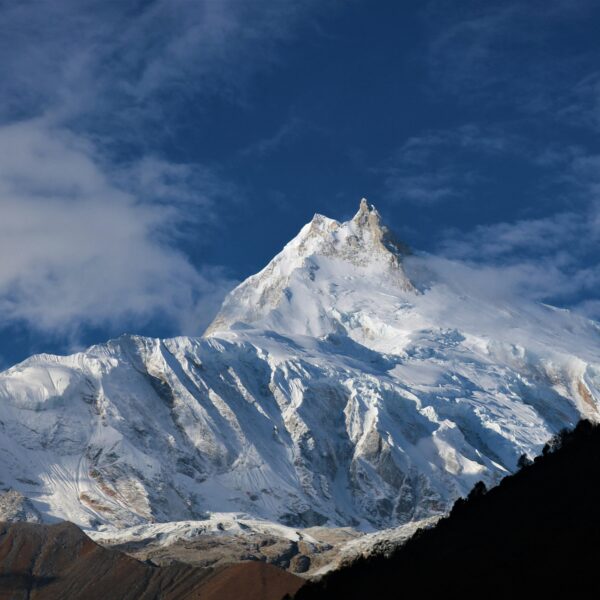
<box><xmin>0</xmin><ymin>521</ymin><xmax>304</xmax><ymax>600</ymax></box>
<box><xmin>190</xmin><ymin>561</ymin><xmax>305</xmax><ymax>600</ymax></box>
<box><xmin>289</xmin><ymin>554</ymin><xmax>311</xmax><ymax>574</ymax></box>
<box><xmin>104</xmin><ymin>525</ymin><xmax>361</xmax><ymax>578</ymax></box>
<box><xmin>578</xmin><ymin>379</ymin><xmax>597</xmax><ymax>413</ymax></box>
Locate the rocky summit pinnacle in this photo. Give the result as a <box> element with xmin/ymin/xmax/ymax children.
<box><xmin>352</xmin><ymin>197</ymin><xmax>378</xmax><ymax>225</ymax></box>
<box><xmin>351</xmin><ymin>198</ymin><xmax>409</xmax><ymax>259</ymax></box>
<box><xmin>0</xmin><ymin>200</ymin><xmax>598</xmax><ymax>537</ymax></box>
<box><xmin>205</xmin><ymin>200</ymin><xmax>414</xmax><ymax>336</ymax></box>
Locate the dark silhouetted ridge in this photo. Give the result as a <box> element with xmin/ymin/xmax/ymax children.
<box><xmin>296</xmin><ymin>420</ymin><xmax>600</xmax><ymax>599</ymax></box>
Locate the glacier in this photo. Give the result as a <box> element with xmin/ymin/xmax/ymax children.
<box><xmin>1</xmin><ymin>199</ymin><xmax>599</xmax><ymax>533</ymax></box>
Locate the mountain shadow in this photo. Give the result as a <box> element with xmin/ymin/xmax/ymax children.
<box><xmin>295</xmin><ymin>420</ymin><xmax>600</xmax><ymax>599</ymax></box>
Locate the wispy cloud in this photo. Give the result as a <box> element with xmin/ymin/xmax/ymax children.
<box><xmin>0</xmin><ymin>120</ymin><xmax>237</xmax><ymax>336</ymax></box>
<box><xmin>0</xmin><ymin>0</ymin><xmax>324</xmax><ymax>126</ymax></box>
<box><xmin>241</xmin><ymin>116</ymin><xmax>315</xmax><ymax>158</ymax></box>
<box><xmin>561</xmin><ymin>71</ymin><xmax>600</xmax><ymax>131</ymax></box>
<box><xmin>381</xmin><ymin>125</ymin><xmax>524</xmax><ymax>205</ymax></box>
<box><xmin>373</xmin><ymin>1</ymin><xmax>600</xmax><ymax>320</ymax></box>
<box><xmin>425</xmin><ymin>4</ymin><xmax>518</xmax><ymax>98</ymax></box>
<box><xmin>423</xmin><ymin>0</ymin><xmax>600</xmax><ymax>111</ymax></box>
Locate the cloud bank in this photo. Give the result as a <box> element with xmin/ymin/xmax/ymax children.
<box><xmin>0</xmin><ymin>120</ymin><xmax>236</xmax><ymax>335</ymax></box>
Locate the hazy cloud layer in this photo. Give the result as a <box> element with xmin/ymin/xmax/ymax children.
<box><xmin>424</xmin><ymin>0</ymin><xmax>598</xmax><ymax>106</ymax></box>
<box><xmin>429</xmin><ymin>130</ymin><xmax>600</xmax><ymax>317</ymax></box>
<box><xmin>439</xmin><ymin>198</ymin><xmax>600</xmax><ymax>319</ymax></box>
<box><xmin>0</xmin><ymin>0</ymin><xmax>323</xmax><ymax>126</ymax></box>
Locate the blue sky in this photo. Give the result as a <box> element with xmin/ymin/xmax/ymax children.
<box><xmin>1</xmin><ymin>0</ymin><xmax>599</xmax><ymax>366</ymax></box>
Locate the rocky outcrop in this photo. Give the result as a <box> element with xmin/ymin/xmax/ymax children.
<box><xmin>0</xmin><ymin>490</ymin><xmax>41</xmax><ymax>523</ymax></box>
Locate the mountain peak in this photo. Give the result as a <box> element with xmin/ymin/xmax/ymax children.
<box><xmin>299</xmin><ymin>199</ymin><xmax>407</xmax><ymax>263</ymax></box>
<box><xmin>205</xmin><ymin>199</ymin><xmax>413</xmax><ymax>337</ymax></box>
<box><xmin>353</xmin><ymin>197</ymin><xmax>379</xmax><ymax>224</ymax></box>
<box><xmin>351</xmin><ymin>198</ymin><xmax>384</xmax><ymax>239</ymax></box>
<box><xmin>349</xmin><ymin>198</ymin><xmax>409</xmax><ymax>259</ymax></box>
<box><xmin>307</xmin><ymin>199</ymin><xmax>381</xmax><ymax>236</ymax></box>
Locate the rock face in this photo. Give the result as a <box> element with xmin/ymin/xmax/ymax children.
<box><xmin>0</xmin><ymin>490</ymin><xmax>41</xmax><ymax>523</ymax></box>
<box><xmin>0</xmin><ymin>200</ymin><xmax>599</xmax><ymax>533</ymax></box>
<box><xmin>100</xmin><ymin>521</ymin><xmax>323</xmax><ymax>574</ymax></box>
<box><xmin>0</xmin><ymin>520</ymin><xmax>304</xmax><ymax>600</ymax></box>
<box><xmin>87</xmin><ymin>513</ymin><xmax>436</xmax><ymax>579</ymax></box>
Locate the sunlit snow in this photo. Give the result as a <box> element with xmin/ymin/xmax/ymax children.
<box><xmin>1</xmin><ymin>200</ymin><xmax>598</xmax><ymax>534</ymax></box>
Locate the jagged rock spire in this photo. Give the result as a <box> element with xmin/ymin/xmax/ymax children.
<box><xmin>351</xmin><ymin>198</ymin><xmax>409</xmax><ymax>258</ymax></box>
<box><xmin>353</xmin><ymin>198</ymin><xmax>380</xmax><ymax>226</ymax></box>
<box><xmin>353</xmin><ymin>198</ymin><xmax>384</xmax><ymax>236</ymax></box>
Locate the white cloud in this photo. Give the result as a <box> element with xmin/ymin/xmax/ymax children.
<box><xmin>0</xmin><ymin>119</ymin><xmax>236</xmax><ymax>335</ymax></box>
<box><xmin>440</xmin><ymin>212</ymin><xmax>583</xmax><ymax>260</ymax></box>
<box><xmin>437</xmin><ymin>199</ymin><xmax>600</xmax><ymax>319</ymax></box>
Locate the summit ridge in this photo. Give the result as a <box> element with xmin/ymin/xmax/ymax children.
<box><xmin>205</xmin><ymin>199</ymin><xmax>413</xmax><ymax>337</ymax></box>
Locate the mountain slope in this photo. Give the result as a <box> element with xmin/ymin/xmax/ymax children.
<box><xmin>0</xmin><ymin>520</ymin><xmax>303</xmax><ymax>600</ymax></box>
<box><xmin>296</xmin><ymin>420</ymin><xmax>600</xmax><ymax>598</ymax></box>
<box><xmin>0</xmin><ymin>200</ymin><xmax>598</xmax><ymax>533</ymax></box>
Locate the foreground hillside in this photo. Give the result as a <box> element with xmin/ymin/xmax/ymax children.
<box><xmin>296</xmin><ymin>420</ymin><xmax>600</xmax><ymax>598</ymax></box>
<box><xmin>0</xmin><ymin>520</ymin><xmax>303</xmax><ymax>600</ymax></box>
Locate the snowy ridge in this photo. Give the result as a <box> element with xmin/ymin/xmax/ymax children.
<box><xmin>205</xmin><ymin>199</ymin><xmax>412</xmax><ymax>338</ymax></box>
<box><xmin>88</xmin><ymin>512</ymin><xmax>320</xmax><ymax>547</ymax></box>
<box><xmin>1</xmin><ymin>200</ymin><xmax>599</xmax><ymax>533</ymax></box>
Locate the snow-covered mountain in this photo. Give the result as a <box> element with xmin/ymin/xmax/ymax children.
<box><xmin>1</xmin><ymin>200</ymin><xmax>599</xmax><ymax>532</ymax></box>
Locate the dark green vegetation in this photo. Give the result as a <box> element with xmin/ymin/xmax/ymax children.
<box><xmin>296</xmin><ymin>421</ymin><xmax>600</xmax><ymax>599</ymax></box>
